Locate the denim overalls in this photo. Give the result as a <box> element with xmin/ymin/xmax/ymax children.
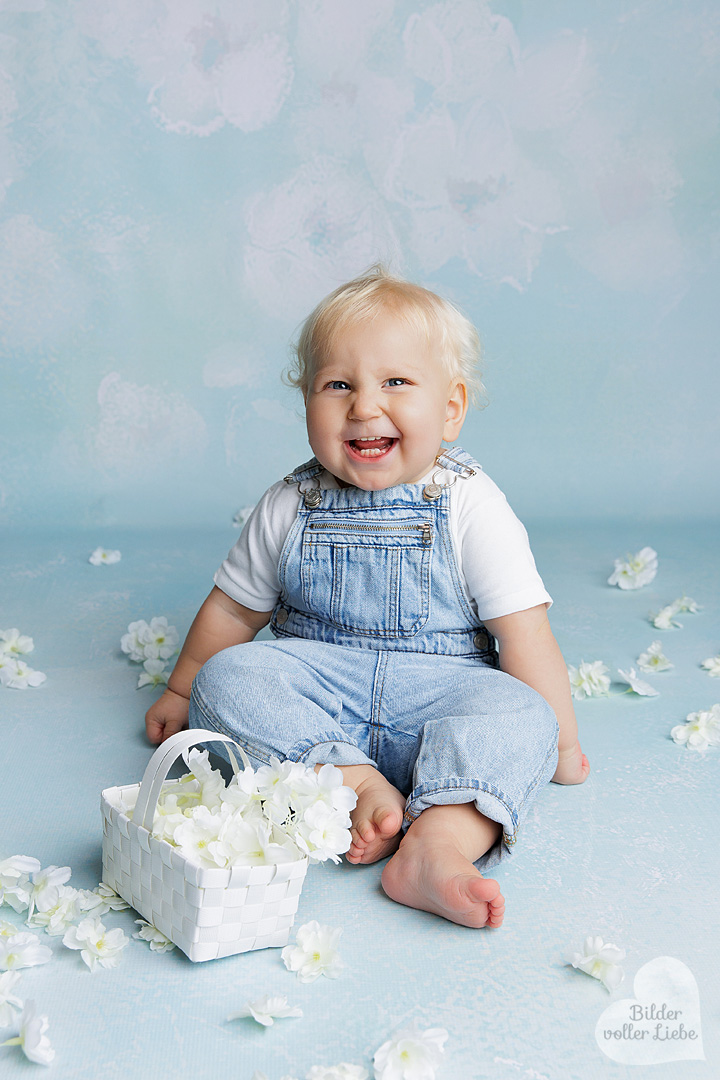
<box><xmin>190</xmin><ymin>447</ymin><xmax>559</xmax><ymax>870</ymax></box>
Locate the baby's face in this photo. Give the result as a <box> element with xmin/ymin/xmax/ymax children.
<box><xmin>304</xmin><ymin>311</ymin><xmax>467</xmax><ymax>490</ymax></box>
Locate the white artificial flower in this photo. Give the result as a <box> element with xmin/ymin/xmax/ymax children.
<box><xmin>314</xmin><ymin>763</ymin><xmax>358</xmax><ymax>815</ymax></box>
<box><xmin>0</xmin><ymin>971</ymin><xmax>23</xmax><ymax>1027</ymax></box>
<box><xmin>607</xmin><ymin>546</ymin><xmax>658</xmax><ymax>589</ymax></box>
<box><xmin>2</xmin><ymin>660</ymin><xmax>47</xmax><ymax>689</ymax></box>
<box><xmin>26</xmin><ymin>866</ymin><xmax>72</xmax><ymax>923</ymax></box>
<box><xmin>214</xmin><ymin>813</ymin><xmax>298</xmax><ymax>868</ymax></box>
<box><xmin>701</xmin><ymin>656</ymin><xmax>720</xmax><ymax>678</ymax></box>
<box><xmin>281</xmin><ymin>921</ymin><xmax>343</xmax><ymax>983</ymax></box>
<box><xmin>138</xmin><ymin>617</ymin><xmax>179</xmax><ymax>661</ymax></box>
<box><xmin>76</xmin><ymin>883</ymin><xmax>129</xmax><ymax>917</ymax></box>
<box><xmin>0</xmin><ymin>932</ymin><xmax>53</xmax><ymax>971</ymax></box>
<box><xmin>137</xmin><ymin>659</ymin><xmax>169</xmax><ymax>689</ymax></box>
<box><xmin>616</xmin><ymin>668</ymin><xmax>660</xmax><ymax>697</ymax></box>
<box><xmin>373</xmin><ymin>1021</ymin><xmax>449</xmax><ymax>1080</ymax></box>
<box><xmin>0</xmin><ymin>654</ymin><xmax>18</xmax><ymax>686</ymax></box>
<box><xmin>88</xmin><ymin>547</ymin><xmax>122</xmax><ymax>565</ymax></box>
<box><xmin>567</xmin><ymin>661</ymin><xmax>611</xmax><ymax>700</ymax></box>
<box><xmin>0</xmin><ymin>857</ymin><xmax>40</xmax><ymax>911</ymax></box>
<box><xmin>227</xmin><ymin>993</ymin><xmax>303</xmax><ymax>1026</ymax></box>
<box><xmin>0</xmin><ymin>921</ymin><xmax>18</xmax><ymax>937</ymax></box>
<box><xmin>570</xmin><ymin>935</ymin><xmax>625</xmax><ymax>991</ymax></box>
<box><xmin>62</xmin><ymin>917</ymin><xmax>129</xmax><ymax>971</ymax></box>
<box><xmin>0</xmin><ymin>1000</ymin><xmax>54</xmax><ymax>1065</ymax></box>
<box><xmin>671</xmin><ymin>705</ymin><xmax>720</xmax><ymax>752</ymax></box>
<box><xmin>674</xmin><ymin>595</ymin><xmax>701</xmax><ymax>613</ymax></box>
<box><xmin>27</xmin><ymin>885</ymin><xmax>80</xmax><ymax>936</ymax></box>
<box><xmin>172</xmin><ymin>807</ymin><xmax>225</xmax><ymax>868</ymax></box>
<box><xmin>649</xmin><ymin>604</ymin><xmax>683</xmax><ymax>630</ymax></box>
<box><xmin>133</xmin><ymin>919</ymin><xmax>175</xmax><ymax>953</ymax></box>
<box><xmin>306</xmin><ymin>1065</ymin><xmax>369</xmax><ymax>1080</ymax></box>
<box><xmin>294</xmin><ymin>802</ymin><xmax>352</xmax><ymax>864</ymax></box>
<box><xmin>233</xmin><ymin>504</ymin><xmax>256</xmax><ymax>527</ymax></box>
<box><xmin>121</xmin><ymin>620</ymin><xmax>151</xmax><ymax>662</ymax></box>
<box><xmin>183</xmin><ymin>749</ymin><xmax>227</xmax><ymax>810</ymax></box>
<box><xmin>637</xmin><ymin>641</ymin><xmax>673</xmax><ymax>673</ymax></box>
<box><xmin>0</xmin><ymin>629</ymin><xmax>34</xmax><ymax>657</ymax></box>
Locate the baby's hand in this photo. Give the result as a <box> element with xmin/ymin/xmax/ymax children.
<box><xmin>145</xmin><ymin>687</ymin><xmax>190</xmax><ymax>744</ymax></box>
<box><xmin>552</xmin><ymin>741</ymin><xmax>590</xmax><ymax>785</ymax></box>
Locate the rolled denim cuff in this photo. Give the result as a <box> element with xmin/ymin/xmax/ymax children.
<box><xmin>288</xmin><ymin>736</ymin><xmax>378</xmax><ymax>771</ymax></box>
<box><xmin>402</xmin><ymin>779</ymin><xmax>516</xmax><ymax>872</ymax></box>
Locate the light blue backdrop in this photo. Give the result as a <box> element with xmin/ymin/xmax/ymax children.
<box><xmin>1</xmin><ymin>0</ymin><xmax>718</xmax><ymax>529</ymax></box>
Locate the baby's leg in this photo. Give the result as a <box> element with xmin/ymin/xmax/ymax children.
<box><xmin>318</xmin><ymin>764</ymin><xmax>406</xmax><ymax>864</ymax></box>
<box><xmin>381</xmin><ymin>803</ymin><xmax>505</xmax><ymax>928</ymax></box>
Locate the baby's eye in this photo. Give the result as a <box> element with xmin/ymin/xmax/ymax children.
<box><xmin>385</xmin><ymin>378</ymin><xmax>408</xmax><ymax>387</ymax></box>
<box><xmin>326</xmin><ymin>380</ymin><xmax>350</xmax><ymax>390</ymax></box>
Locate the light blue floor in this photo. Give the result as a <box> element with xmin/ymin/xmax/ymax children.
<box><xmin>1</xmin><ymin>521</ymin><xmax>718</xmax><ymax>1079</ymax></box>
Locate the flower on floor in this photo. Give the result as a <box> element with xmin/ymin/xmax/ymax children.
<box><xmin>674</xmin><ymin>595</ymin><xmax>702</xmax><ymax>613</ymax></box>
<box><xmin>62</xmin><ymin>917</ymin><xmax>129</xmax><ymax>971</ymax></box>
<box><xmin>567</xmin><ymin>661</ymin><xmax>611</xmax><ymax>700</ymax></box>
<box><xmin>233</xmin><ymin>504</ymin><xmax>256</xmax><ymax>527</ymax></box>
<box><xmin>137</xmin><ymin>659</ymin><xmax>169</xmax><ymax>689</ymax></box>
<box><xmin>0</xmin><ymin>629</ymin><xmax>34</xmax><ymax>657</ymax></box>
<box><xmin>121</xmin><ymin>617</ymin><xmax>179</xmax><ymax>664</ymax></box>
<box><xmin>26</xmin><ymin>865</ymin><xmax>72</xmax><ymax>923</ymax></box>
<box><xmin>0</xmin><ymin>932</ymin><xmax>53</xmax><ymax>971</ymax></box>
<box><xmin>649</xmin><ymin>604</ymin><xmax>683</xmax><ymax>630</ymax></box>
<box><xmin>0</xmin><ymin>1000</ymin><xmax>54</xmax><ymax>1065</ymax></box>
<box><xmin>76</xmin><ymin>883</ymin><xmax>129</xmax><ymax>917</ymax></box>
<box><xmin>0</xmin><ymin>856</ymin><xmax>40</xmax><ymax>912</ymax></box>
<box><xmin>607</xmin><ymin>547</ymin><xmax>658</xmax><ymax>590</ymax></box>
<box><xmin>373</xmin><ymin>1021</ymin><xmax>449</xmax><ymax>1080</ymax></box>
<box><xmin>637</xmin><ymin>641</ymin><xmax>673</xmax><ymax>673</ymax></box>
<box><xmin>306</xmin><ymin>1065</ymin><xmax>369</xmax><ymax>1079</ymax></box>
<box><xmin>281</xmin><ymin>921</ymin><xmax>344</xmax><ymax>983</ymax></box>
<box><xmin>133</xmin><ymin>919</ymin><xmax>175</xmax><ymax>953</ymax></box>
<box><xmin>616</xmin><ymin>669</ymin><xmax>660</xmax><ymax>697</ymax></box>
<box><xmin>227</xmin><ymin>993</ymin><xmax>302</xmax><ymax>1026</ymax></box>
<box><xmin>671</xmin><ymin>705</ymin><xmax>720</xmax><ymax>752</ymax></box>
<box><xmin>88</xmin><ymin>547</ymin><xmax>121</xmax><ymax>566</ymax></box>
<box><xmin>0</xmin><ymin>971</ymin><xmax>23</xmax><ymax>1027</ymax></box>
<box><xmin>701</xmin><ymin>656</ymin><xmax>720</xmax><ymax>678</ymax></box>
<box><xmin>570</xmin><ymin>935</ymin><xmax>625</xmax><ymax>991</ymax></box>
<box><xmin>649</xmin><ymin>595</ymin><xmax>701</xmax><ymax>629</ymax></box>
<box><xmin>27</xmin><ymin>885</ymin><xmax>80</xmax><ymax>937</ymax></box>
<box><xmin>0</xmin><ymin>660</ymin><xmax>46</xmax><ymax>690</ymax></box>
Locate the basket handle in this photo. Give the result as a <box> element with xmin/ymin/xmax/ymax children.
<box><xmin>133</xmin><ymin>729</ymin><xmax>252</xmax><ymax>833</ymax></box>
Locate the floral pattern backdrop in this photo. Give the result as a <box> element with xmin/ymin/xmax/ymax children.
<box><xmin>0</xmin><ymin>0</ymin><xmax>718</xmax><ymax>527</ymax></box>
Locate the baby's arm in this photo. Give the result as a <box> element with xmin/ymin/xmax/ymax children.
<box><xmin>483</xmin><ymin>604</ymin><xmax>590</xmax><ymax>785</ymax></box>
<box><xmin>144</xmin><ymin>586</ymin><xmax>273</xmax><ymax>745</ymax></box>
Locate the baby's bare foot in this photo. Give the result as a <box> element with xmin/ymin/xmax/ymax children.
<box><xmin>380</xmin><ymin>808</ymin><xmax>505</xmax><ymax>928</ymax></box>
<box><xmin>337</xmin><ymin>765</ymin><xmax>406</xmax><ymax>865</ymax></box>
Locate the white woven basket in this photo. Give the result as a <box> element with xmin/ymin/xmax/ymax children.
<box><xmin>101</xmin><ymin>730</ymin><xmax>309</xmax><ymax>963</ymax></box>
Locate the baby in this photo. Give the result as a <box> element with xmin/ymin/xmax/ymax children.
<box><xmin>145</xmin><ymin>266</ymin><xmax>589</xmax><ymax>930</ymax></box>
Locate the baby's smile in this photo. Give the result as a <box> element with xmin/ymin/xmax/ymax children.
<box><xmin>345</xmin><ymin>436</ymin><xmax>397</xmax><ymax>459</ymax></box>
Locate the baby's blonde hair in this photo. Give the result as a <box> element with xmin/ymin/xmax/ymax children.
<box><xmin>285</xmin><ymin>265</ymin><xmax>485</xmax><ymax>406</ymax></box>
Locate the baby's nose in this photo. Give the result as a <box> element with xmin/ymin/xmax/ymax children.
<box><xmin>348</xmin><ymin>389</ymin><xmax>382</xmax><ymax>420</ymax></box>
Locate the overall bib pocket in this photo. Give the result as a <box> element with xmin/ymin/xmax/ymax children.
<box><xmin>300</xmin><ymin>516</ymin><xmax>433</xmax><ymax>636</ymax></box>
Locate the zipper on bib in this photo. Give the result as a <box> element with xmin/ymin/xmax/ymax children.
<box><xmin>308</xmin><ymin>521</ymin><xmax>433</xmax><ymax>545</ymax></box>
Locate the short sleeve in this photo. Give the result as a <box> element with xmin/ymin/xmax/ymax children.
<box><xmin>214</xmin><ymin>481</ymin><xmax>295</xmax><ymax>612</ymax></box>
<box><xmin>452</xmin><ymin>474</ymin><xmax>552</xmax><ymax>622</ymax></box>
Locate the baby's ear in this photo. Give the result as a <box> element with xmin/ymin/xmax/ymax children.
<box><xmin>443</xmin><ymin>379</ymin><xmax>468</xmax><ymax>440</ymax></box>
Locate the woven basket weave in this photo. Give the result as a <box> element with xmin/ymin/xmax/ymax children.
<box><xmin>101</xmin><ymin>730</ymin><xmax>309</xmax><ymax>963</ymax></box>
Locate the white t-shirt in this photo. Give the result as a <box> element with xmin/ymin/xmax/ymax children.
<box><xmin>215</xmin><ymin>464</ymin><xmax>551</xmax><ymax>624</ymax></box>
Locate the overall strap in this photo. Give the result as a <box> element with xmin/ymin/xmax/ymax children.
<box><xmin>283</xmin><ymin>457</ymin><xmax>325</xmax><ymax>484</ymax></box>
<box><xmin>434</xmin><ymin>446</ymin><xmax>479</xmax><ymax>478</ymax></box>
